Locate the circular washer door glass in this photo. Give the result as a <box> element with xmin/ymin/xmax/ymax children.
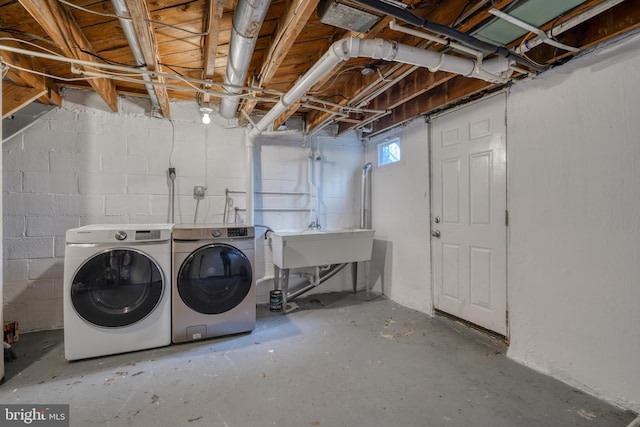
<box><xmin>71</xmin><ymin>249</ymin><xmax>164</xmax><ymax>327</ymax></box>
<box><xmin>178</xmin><ymin>243</ymin><xmax>253</xmax><ymax>314</ymax></box>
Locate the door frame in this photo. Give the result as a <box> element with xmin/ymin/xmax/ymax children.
<box><xmin>428</xmin><ymin>91</ymin><xmax>509</xmax><ymax>338</ymax></box>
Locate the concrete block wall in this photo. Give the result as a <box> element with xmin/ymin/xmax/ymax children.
<box><xmin>364</xmin><ymin>33</ymin><xmax>640</xmax><ymax>412</ymax></box>
<box><xmin>2</xmin><ymin>89</ymin><xmax>365</xmax><ymax>332</ymax></box>
<box><xmin>366</xmin><ymin>119</ymin><xmax>431</xmax><ymax>314</ymax></box>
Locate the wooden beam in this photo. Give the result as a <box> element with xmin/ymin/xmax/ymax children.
<box><xmin>306</xmin><ymin>67</ymin><xmax>455</xmax><ymax>133</ymax></box>
<box><xmin>0</xmin><ymin>38</ymin><xmax>62</xmax><ymax>106</ymax></box>
<box><xmin>370</xmin><ymin>76</ymin><xmax>494</xmax><ymax>135</ymax></box>
<box><xmin>19</xmin><ymin>0</ymin><xmax>119</xmax><ymax>112</ymax></box>
<box><xmin>524</xmin><ymin>0</ymin><xmax>640</xmax><ymax>66</ymax></box>
<box><xmin>332</xmin><ymin>71</ymin><xmax>457</xmax><ymax>135</ymax></box>
<box><xmin>2</xmin><ymin>80</ymin><xmax>46</xmax><ymax>119</ymax></box>
<box><xmin>203</xmin><ymin>0</ymin><xmax>225</xmax><ymax>79</ymax></box>
<box><xmin>238</xmin><ymin>0</ymin><xmax>321</xmax><ymax>124</ymax></box>
<box><xmin>304</xmin><ymin>0</ymin><xmax>517</xmax><ymax>135</ymax></box>
<box><xmin>273</xmin><ymin>26</ymin><xmax>370</xmax><ymax>131</ymax></box>
<box><xmin>123</xmin><ymin>0</ymin><xmax>171</xmax><ymax>117</ymax></box>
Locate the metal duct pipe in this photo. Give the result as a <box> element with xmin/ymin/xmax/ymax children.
<box><xmin>349</xmin><ymin>0</ymin><xmax>545</xmax><ymax>73</ymax></box>
<box><xmin>360</xmin><ymin>163</ymin><xmax>372</xmax><ymax>229</ymax></box>
<box><xmin>220</xmin><ymin>0</ymin><xmax>271</xmax><ymax>119</ymax></box>
<box><xmin>111</xmin><ymin>0</ymin><xmax>160</xmax><ymax>109</ymax></box>
<box><xmin>248</xmin><ymin>37</ymin><xmax>512</xmax><ymax>140</ymax></box>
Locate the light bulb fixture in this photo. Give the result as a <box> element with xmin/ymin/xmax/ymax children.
<box><xmin>361</xmin><ymin>64</ymin><xmax>376</xmax><ymax>76</ymax></box>
<box><xmin>199</xmin><ymin>106</ymin><xmax>213</xmax><ymax>124</ymax></box>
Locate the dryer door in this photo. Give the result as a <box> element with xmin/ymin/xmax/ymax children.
<box><xmin>177</xmin><ymin>243</ymin><xmax>253</xmax><ymax>314</ymax></box>
<box><xmin>71</xmin><ymin>249</ymin><xmax>164</xmax><ymax>327</ymax></box>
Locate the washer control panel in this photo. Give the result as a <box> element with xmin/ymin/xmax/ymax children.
<box><xmin>227</xmin><ymin>227</ymin><xmax>249</xmax><ymax>238</ymax></box>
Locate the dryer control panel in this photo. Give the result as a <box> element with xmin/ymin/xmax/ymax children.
<box><xmin>172</xmin><ymin>225</ymin><xmax>255</xmax><ymax>240</ymax></box>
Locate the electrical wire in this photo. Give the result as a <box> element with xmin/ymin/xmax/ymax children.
<box><xmin>57</xmin><ymin>0</ymin><xmax>209</xmax><ymax>36</ymax></box>
<box><xmin>2</xmin><ymin>61</ymin><xmax>102</xmax><ymax>82</ymax></box>
<box><xmin>307</xmin><ymin>66</ymin><xmax>362</xmax><ymax>95</ymax></box>
<box><xmin>194</xmin><ymin>198</ymin><xmax>200</xmax><ymax>224</ymax></box>
<box><xmin>168</xmin><ymin>119</ymin><xmax>176</xmax><ymax>168</ymax></box>
<box><xmin>0</xmin><ymin>29</ymin><xmax>59</xmax><ymax>48</ymax></box>
<box><xmin>76</xmin><ymin>47</ymin><xmax>142</xmax><ymax>67</ymax></box>
<box><xmin>376</xmin><ymin>67</ymin><xmax>394</xmax><ymax>82</ymax></box>
<box><xmin>57</xmin><ymin>0</ymin><xmax>121</xmax><ymax>18</ymax></box>
<box><xmin>518</xmin><ymin>33</ymin><xmax>548</xmax><ymax>69</ymax></box>
<box><xmin>159</xmin><ymin>63</ymin><xmax>204</xmax><ymax>72</ymax></box>
<box><xmin>0</xmin><ymin>37</ymin><xmax>65</xmax><ymax>58</ymax></box>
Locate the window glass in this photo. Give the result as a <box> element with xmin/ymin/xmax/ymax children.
<box><xmin>378</xmin><ymin>138</ymin><xmax>401</xmax><ymax>166</ymax></box>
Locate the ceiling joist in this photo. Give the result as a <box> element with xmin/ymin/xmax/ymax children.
<box><xmin>123</xmin><ymin>0</ymin><xmax>171</xmax><ymax>117</ymax></box>
<box><xmin>0</xmin><ymin>38</ymin><xmax>62</xmax><ymax>107</ymax></box>
<box><xmin>2</xmin><ymin>80</ymin><xmax>47</xmax><ymax>119</ymax></box>
<box><xmin>18</xmin><ymin>0</ymin><xmax>119</xmax><ymax>112</ymax></box>
<box><xmin>238</xmin><ymin>0</ymin><xmax>321</xmax><ymax>125</ymax></box>
<box><xmin>2</xmin><ymin>0</ymin><xmax>638</xmax><ymax>137</ymax></box>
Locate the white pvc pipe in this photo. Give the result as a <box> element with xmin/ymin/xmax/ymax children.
<box><xmin>244</xmin><ymin>129</ymin><xmax>255</xmax><ymax>225</ymax></box>
<box><xmin>256</xmin><ymin>275</ymin><xmax>274</xmax><ymax>285</ymax></box>
<box><xmin>244</xmin><ymin>36</ymin><xmax>513</xmax><ymax>221</ymax></box>
<box><xmin>360</xmin><ymin>163</ymin><xmax>372</xmax><ymax>229</ymax></box>
<box><xmin>248</xmin><ymin>36</ymin><xmax>508</xmax><ymax>141</ymax></box>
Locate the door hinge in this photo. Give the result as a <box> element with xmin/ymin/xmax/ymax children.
<box><xmin>505</xmin><ymin>210</ymin><xmax>509</xmax><ymax>227</ymax></box>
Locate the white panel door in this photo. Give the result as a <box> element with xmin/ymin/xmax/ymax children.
<box><xmin>431</xmin><ymin>94</ymin><xmax>507</xmax><ymax>335</ymax></box>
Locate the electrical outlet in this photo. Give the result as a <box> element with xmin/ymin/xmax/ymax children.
<box><xmin>193</xmin><ymin>186</ymin><xmax>207</xmax><ymax>199</ymax></box>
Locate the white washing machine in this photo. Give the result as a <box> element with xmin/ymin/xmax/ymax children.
<box><xmin>172</xmin><ymin>224</ymin><xmax>256</xmax><ymax>344</ymax></box>
<box><xmin>63</xmin><ymin>224</ymin><xmax>172</xmax><ymax>361</ymax></box>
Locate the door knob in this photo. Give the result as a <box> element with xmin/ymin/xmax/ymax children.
<box><xmin>431</xmin><ymin>230</ymin><xmax>441</xmax><ymax>238</ymax></box>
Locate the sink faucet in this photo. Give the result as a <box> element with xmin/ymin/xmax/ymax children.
<box><xmin>308</xmin><ymin>221</ymin><xmax>321</xmax><ymax>230</ymax></box>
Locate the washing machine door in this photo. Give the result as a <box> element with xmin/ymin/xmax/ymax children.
<box><xmin>71</xmin><ymin>249</ymin><xmax>164</xmax><ymax>327</ymax></box>
<box><xmin>177</xmin><ymin>243</ymin><xmax>253</xmax><ymax>314</ymax></box>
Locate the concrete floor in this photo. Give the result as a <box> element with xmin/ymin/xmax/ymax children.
<box><xmin>1</xmin><ymin>292</ymin><xmax>636</xmax><ymax>427</ymax></box>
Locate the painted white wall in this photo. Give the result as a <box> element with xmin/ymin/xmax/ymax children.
<box><xmin>2</xmin><ymin>89</ymin><xmax>364</xmax><ymax>332</ymax></box>
<box><xmin>507</xmin><ymin>33</ymin><xmax>640</xmax><ymax>412</ymax></box>
<box><xmin>366</xmin><ymin>119</ymin><xmax>431</xmax><ymax>313</ymax></box>
<box><xmin>364</xmin><ymin>33</ymin><xmax>640</xmax><ymax>411</ymax></box>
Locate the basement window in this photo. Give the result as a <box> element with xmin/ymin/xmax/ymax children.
<box><xmin>377</xmin><ymin>138</ymin><xmax>401</xmax><ymax>167</ymax></box>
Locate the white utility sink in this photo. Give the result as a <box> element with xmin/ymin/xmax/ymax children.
<box><xmin>270</xmin><ymin>229</ymin><xmax>375</xmax><ymax>269</ymax></box>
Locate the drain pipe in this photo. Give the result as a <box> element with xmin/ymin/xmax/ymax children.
<box><xmin>244</xmin><ymin>128</ymin><xmax>255</xmax><ymax>225</ymax></box>
<box><xmin>220</xmin><ymin>0</ymin><xmax>272</xmax><ymax>119</ymax></box>
<box><xmin>287</xmin><ymin>263</ymin><xmax>348</xmax><ymax>301</ymax></box>
<box><xmin>246</xmin><ymin>36</ymin><xmax>513</xmax><ymax>223</ymax></box>
<box><xmin>249</xmin><ymin>37</ymin><xmax>511</xmax><ymax>140</ymax></box>
<box><xmin>111</xmin><ymin>0</ymin><xmax>160</xmax><ymax>110</ymax></box>
<box><xmin>361</xmin><ymin>163</ymin><xmax>372</xmax><ymax>229</ymax></box>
